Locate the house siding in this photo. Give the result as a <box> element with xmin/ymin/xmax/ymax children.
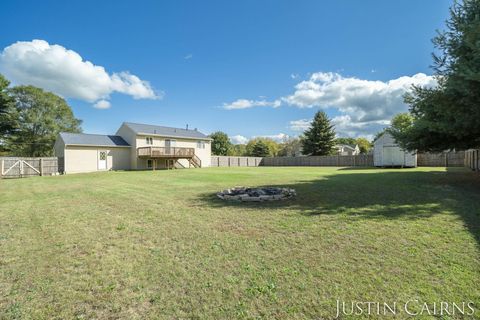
<box><xmin>64</xmin><ymin>146</ymin><xmax>131</xmax><ymax>173</ymax></box>
<box><xmin>135</xmin><ymin>135</ymin><xmax>211</xmax><ymax>168</ymax></box>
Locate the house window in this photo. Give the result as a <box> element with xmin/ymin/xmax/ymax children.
<box><xmin>146</xmin><ymin>137</ymin><xmax>153</xmax><ymax>145</ymax></box>
<box><xmin>165</xmin><ymin>139</ymin><xmax>176</xmax><ymax>147</ymax></box>
<box><xmin>197</xmin><ymin>141</ymin><xmax>205</xmax><ymax>149</ymax></box>
<box><xmin>147</xmin><ymin>159</ymin><xmax>153</xmax><ymax>168</ymax></box>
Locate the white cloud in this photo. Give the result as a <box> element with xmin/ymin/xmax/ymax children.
<box><xmin>93</xmin><ymin>99</ymin><xmax>111</xmax><ymax>109</ymax></box>
<box><xmin>283</xmin><ymin>72</ymin><xmax>436</xmax><ymax>122</ymax></box>
<box><xmin>230</xmin><ymin>135</ymin><xmax>248</xmax><ymax>144</ymax></box>
<box><xmin>254</xmin><ymin>133</ymin><xmax>289</xmax><ymax>142</ymax></box>
<box><xmin>222</xmin><ymin>98</ymin><xmax>281</xmax><ymax>110</ymax></box>
<box><xmin>289</xmin><ymin>119</ymin><xmax>311</xmax><ymax>131</ymax></box>
<box><xmin>290</xmin><ymin>73</ymin><xmax>299</xmax><ymax>79</ymax></box>
<box><xmin>0</xmin><ymin>39</ymin><xmax>160</xmax><ymax>108</ymax></box>
<box><xmin>184</xmin><ymin>53</ymin><xmax>193</xmax><ymax>60</ymax></box>
<box><xmin>331</xmin><ymin>115</ymin><xmax>389</xmax><ymax>140</ymax></box>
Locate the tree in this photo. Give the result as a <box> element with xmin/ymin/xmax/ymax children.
<box><xmin>250</xmin><ymin>139</ymin><xmax>270</xmax><ymax>157</ymax></box>
<box><xmin>397</xmin><ymin>0</ymin><xmax>480</xmax><ymax>151</ymax></box>
<box><xmin>388</xmin><ymin>113</ymin><xmax>414</xmax><ymax>146</ymax></box>
<box><xmin>0</xmin><ymin>74</ymin><xmax>17</xmax><ymax>148</ymax></box>
<box><xmin>335</xmin><ymin>137</ymin><xmax>357</xmax><ymax>146</ymax></box>
<box><xmin>6</xmin><ymin>86</ymin><xmax>82</xmax><ymax>156</ymax></box>
<box><xmin>228</xmin><ymin>144</ymin><xmax>247</xmax><ymax>156</ymax></box>
<box><xmin>355</xmin><ymin>137</ymin><xmax>372</xmax><ymax>154</ymax></box>
<box><xmin>278</xmin><ymin>137</ymin><xmax>302</xmax><ymax>156</ymax></box>
<box><xmin>246</xmin><ymin>138</ymin><xmax>279</xmax><ymax>157</ymax></box>
<box><xmin>209</xmin><ymin>131</ymin><xmax>232</xmax><ymax>155</ymax></box>
<box><xmin>301</xmin><ymin>111</ymin><xmax>336</xmax><ymax>156</ymax></box>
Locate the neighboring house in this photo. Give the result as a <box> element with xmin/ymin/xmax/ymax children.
<box><xmin>54</xmin><ymin>122</ymin><xmax>212</xmax><ymax>174</ymax></box>
<box><xmin>373</xmin><ymin>132</ymin><xmax>417</xmax><ymax>167</ymax></box>
<box><xmin>334</xmin><ymin>144</ymin><xmax>360</xmax><ymax>156</ymax></box>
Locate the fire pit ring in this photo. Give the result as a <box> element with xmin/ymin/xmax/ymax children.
<box><xmin>217</xmin><ymin>186</ymin><xmax>296</xmax><ymax>202</ymax></box>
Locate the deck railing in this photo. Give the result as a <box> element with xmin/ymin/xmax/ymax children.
<box><xmin>137</xmin><ymin>146</ymin><xmax>195</xmax><ymax>158</ymax></box>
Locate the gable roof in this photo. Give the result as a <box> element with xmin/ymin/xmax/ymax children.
<box><xmin>335</xmin><ymin>144</ymin><xmax>358</xmax><ymax>151</ymax></box>
<box><xmin>122</xmin><ymin>122</ymin><xmax>212</xmax><ymax>140</ymax></box>
<box><xmin>59</xmin><ymin>132</ymin><xmax>130</xmax><ymax>147</ymax></box>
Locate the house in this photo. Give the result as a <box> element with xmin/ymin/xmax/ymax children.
<box><xmin>373</xmin><ymin>132</ymin><xmax>417</xmax><ymax>167</ymax></box>
<box><xmin>54</xmin><ymin>122</ymin><xmax>212</xmax><ymax>174</ymax></box>
<box><xmin>334</xmin><ymin>144</ymin><xmax>360</xmax><ymax>156</ymax></box>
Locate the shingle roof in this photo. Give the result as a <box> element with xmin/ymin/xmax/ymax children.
<box><xmin>123</xmin><ymin>122</ymin><xmax>211</xmax><ymax>140</ymax></box>
<box><xmin>59</xmin><ymin>132</ymin><xmax>130</xmax><ymax>147</ymax></box>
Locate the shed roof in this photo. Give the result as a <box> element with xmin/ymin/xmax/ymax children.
<box><xmin>59</xmin><ymin>132</ymin><xmax>130</xmax><ymax>147</ymax></box>
<box><xmin>123</xmin><ymin>122</ymin><xmax>211</xmax><ymax>140</ymax></box>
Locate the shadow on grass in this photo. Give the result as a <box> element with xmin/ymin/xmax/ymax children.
<box><xmin>196</xmin><ymin>168</ymin><xmax>480</xmax><ymax>247</ymax></box>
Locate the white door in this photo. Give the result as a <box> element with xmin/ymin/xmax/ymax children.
<box><xmin>383</xmin><ymin>147</ymin><xmax>403</xmax><ymax>166</ymax></box>
<box><xmin>98</xmin><ymin>150</ymin><xmax>107</xmax><ymax>170</ymax></box>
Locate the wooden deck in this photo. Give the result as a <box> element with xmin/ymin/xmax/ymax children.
<box><xmin>137</xmin><ymin>146</ymin><xmax>195</xmax><ymax>158</ymax></box>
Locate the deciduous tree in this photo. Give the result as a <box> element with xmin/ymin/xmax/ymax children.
<box><xmin>6</xmin><ymin>86</ymin><xmax>82</xmax><ymax>156</ymax></box>
<box><xmin>209</xmin><ymin>131</ymin><xmax>232</xmax><ymax>155</ymax></box>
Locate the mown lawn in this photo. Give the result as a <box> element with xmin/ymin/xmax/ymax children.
<box><xmin>1</xmin><ymin>167</ymin><xmax>479</xmax><ymax>319</ymax></box>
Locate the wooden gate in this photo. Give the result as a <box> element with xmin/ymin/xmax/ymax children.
<box><xmin>0</xmin><ymin>157</ymin><xmax>59</xmax><ymax>178</ymax></box>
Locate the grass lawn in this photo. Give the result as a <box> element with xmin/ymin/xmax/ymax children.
<box><xmin>1</xmin><ymin>167</ymin><xmax>479</xmax><ymax>319</ymax></box>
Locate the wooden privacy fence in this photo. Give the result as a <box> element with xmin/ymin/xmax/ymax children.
<box><xmin>211</xmin><ymin>156</ymin><xmax>263</xmax><ymax>167</ymax></box>
<box><xmin>465</xmin><ymin>149</ymin><xmax>480</xmax><ymax>171</ymax></box>
<box><xmin>0</xmin><ymin>157</ymin><xmax>60</xmax><ymax>179</ymax></box>
<box><xmin>417</xmin><ymin>151</ymin><xmax>465</xmax><ymax>167</ymax></box>
<box><xmin>262</xmin><ymin>154</ymin><xmax>374</xmax><ymax>167</ymax></box>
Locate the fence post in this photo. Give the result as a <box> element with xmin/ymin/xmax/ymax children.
<box><xmin>1</xmin><ymin>159</ymin><xmax>3</xmax><ymax>177</ymax></box>
<box><xmin>40</xmin><ymin>158</ymin><xmax>44</xmax><ymax>176</ymax></box>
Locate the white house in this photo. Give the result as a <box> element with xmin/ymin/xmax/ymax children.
<box><xmin>334</xmin><ymin>144</ymin><xmax>360</xmax><ymax>156</ymax></box>
<box><xmin>54</xmin><ymin>122</ymin><xmax>212</xmax><ymax>174</ymax></box>
<box><xmin>373</xmin><ymin>132</ymin><xmax>417</xmax><ymax>167</ymax></box>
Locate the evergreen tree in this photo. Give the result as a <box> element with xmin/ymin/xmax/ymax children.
<box><xmin>397</xmin><ymin>0</ymin><xmax>480</xmax><ymax>151</ymax></box>
<box><xmin>301</xmin><ymin>111</ymin><xmax>336</xmax><ymax>156</ymax></box>
<box><xmin>250</xmin><ymin>139</ymin><xmax>270</xmax><ymax>157</ymax></box>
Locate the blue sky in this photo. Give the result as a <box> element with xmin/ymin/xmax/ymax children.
<box><xmin>0</xmin><ymin>0</ymin><xmax>451</xmax><ymax>142</ymax></box>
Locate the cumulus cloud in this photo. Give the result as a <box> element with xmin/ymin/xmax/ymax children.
<box><xmin>254</xmin><ymin>133</ymin><xmax>289</xmax><ymax>142</ymax></box>
<box><xmin>283</xmin><ymin>72</ymin><xmax>436</xmax><ymax>122</ymax></box>
<box><xmin>0</xmin><ymin>39</ymin><xmax>160</xmax><ymax>107</ymax></box>
<box><xmin>230</xmin><ymin>135</ymin><xmax>249</xmax><ymax>145</ymax></box>
<box><xmin>93</xmin><ymin>99</ymin><xmax>111</xmax><ymax>109</ymax></box>
<box><xmin>222</xmin><ymin>98</ymin><xmax>281</xmax><ymax>110</ymax></box>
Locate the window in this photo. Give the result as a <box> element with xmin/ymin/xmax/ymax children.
<box><xmin>147</xmin><ymin>159</ymin><xmax>153</xmax><ymax>168</ymax></box>
<box><xmin>99</xmin><ymin>151</ymin><xmax>107</xmax><ymax>160</ymax></box>
<box><xmin>146</xmin><ymin>137</ymin><xmax>153</xmax><ymax>145</ymax></box>
<box><xmin>197</xmin><ymin>141</ymin><xmax>205</xmax><ymax>149</ymax></box>
<box><xmin>165</xmin><ymin>139</ymin><xmax>176</xmax><ymax>147</ymax></box>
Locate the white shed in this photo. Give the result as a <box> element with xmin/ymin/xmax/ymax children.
<box><xmin>373</xmin><ymin>132</ymin><xmax>417</xmax><ymax>167</ymax></box>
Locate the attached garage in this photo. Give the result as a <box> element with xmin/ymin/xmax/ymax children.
<box><xmin>374</xmin><ymin>132</ymin><xmax>417</xmax><ymax>167</ymax></box>
<box><xmin>54</xmin><ymin>133</ymin><xmax>131</xmax><ymax>174</ymax></box>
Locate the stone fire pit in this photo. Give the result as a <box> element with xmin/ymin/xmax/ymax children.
<box><xmin>217</xmin><ymin>186</ymin><xmax>296</xmax><ymax>202</ymax></box>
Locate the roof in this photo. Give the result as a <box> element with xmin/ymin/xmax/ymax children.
<box><xmin>59</xmin><ymin>132</ymin><xmax>130</xmax><ymax>147</ymax></box>
<box><xmin>123</xmin><ymin>122</ymin><xmax>211</xmax><ymax>140</ymax></box>
<box><xmin>335</xmin><ymin>144</ymin><xmax>358</xmax><ymax>151</ymax></box>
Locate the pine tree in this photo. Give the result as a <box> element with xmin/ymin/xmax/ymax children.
<box><xmin>397</xmin><ymin>0</ymin><xmax>480</xmax><ymax>151</ymax></box>
<box><xmin>301</xmin><ymin>111</ymin><xmax>336</xmax><ymax>156</ymax></box>
<box><xmin>251</xmin><ymin>140</ymin><xmax>270</xmax><ymax>157</ymax></box>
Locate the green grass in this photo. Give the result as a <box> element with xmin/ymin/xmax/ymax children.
<box><xmin>1</xmin><ymin>167</ymin><xmax>479</xmax><ymax>319</ymax></box>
